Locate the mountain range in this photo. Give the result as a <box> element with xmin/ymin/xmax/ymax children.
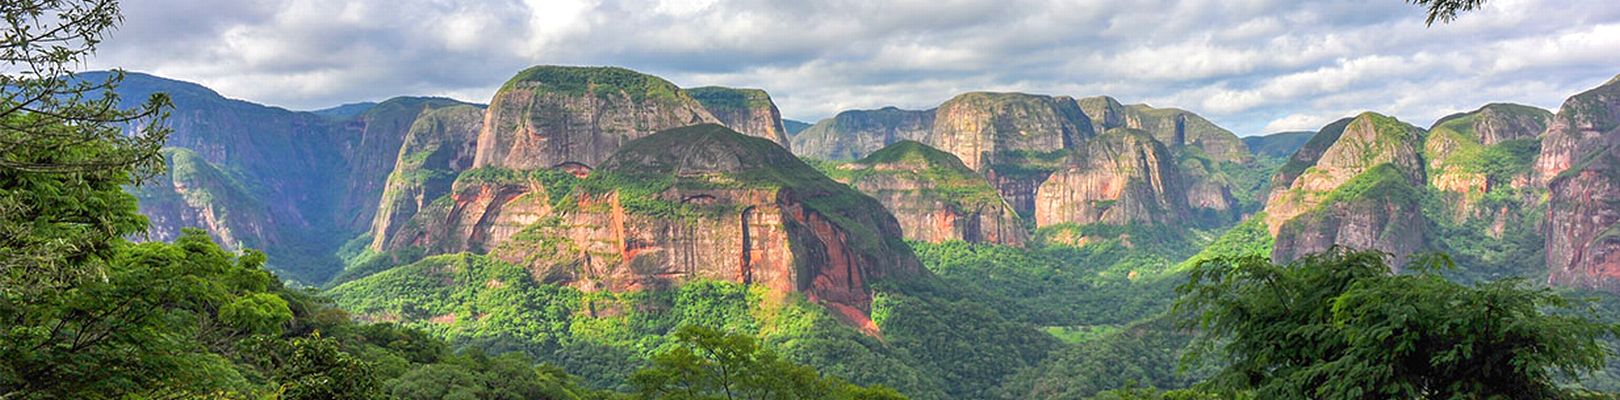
<box><xmin>107</xmin><ymin>66</ymin><xmax>1620</xmax><ymax>398</ymax></box>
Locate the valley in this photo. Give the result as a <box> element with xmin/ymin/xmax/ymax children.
<box><xmin>110</xmin><ymin>64</ymin><xmax>1620</xmax><ymax>398</ymax></box>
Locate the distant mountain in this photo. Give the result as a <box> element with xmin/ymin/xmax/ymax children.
<box><xmin>311</xmin><ymin>101</ymin><xmax>378</xmax><ymax>119</ymax></box>
<box><xmin>1264</xmin><ymin>112</ymin><xmax>1429</xmax><ymax>266</ymax></box>
<box><xmin>1078</xmin><ymin>96</ymin><xmax>1250</xmax><ymax>164</ymax></box>
<box><xmin>1244</xmin><ymin>131</ymin><xmax>1315</xmax><ymax>159</ymax></box>
<box><xmin>828</xmin><ymin>140</ymin><xmax>1027</xmax><ymax>246</ymax></box>
<box><xmin>784</xmin><ymin>119</ymin><xmax>813</xmax><ymax>135</ymax></box>
<box><xmin>792</xmin><ymin>106</ymin><xmax>935</xmax><ymax>160</ymax></box>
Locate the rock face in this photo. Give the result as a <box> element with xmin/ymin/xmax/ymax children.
<box><xmin>133</xmin><ymin>148</ymin><xmax>277</xmax><ymax>252</ymax></box>
<box><xmin>494</xmin><ymin>124</ymin><xmax>924</xmax><ymax>315</ymax></box>
<box><xmin>792</xmin><ymin>107</ymin><xmax>936</xmax><ymax>160</ymax></box>
<box><xmin>1264</xmin><ymin>112</ymin><xmax>1429</xmax><ymax>265</ymax></box>
<box><xmin>687</xmin><ymin>86</ymin><xmax>791</xmax><ymax>150</ymax></box>
<box><xmin>833</xmin><ymin>141</ymin><xmax>1028</xmax><ymax>246</ymax></box>
<box><xmin>369</xmin><ymin>104</ymin><xmax>488</xmax><ymax>251</ymax></box>
<box><xmin>1035</xmin><ymin>129</ymin><xmax>1189</xmax><ymax>227</ymax></box>
<box><xmin>339</xmin><ymin>97</ymin><xmax>480</xmax><ymax>232</ymax></box>
<box><xmin>471</xmin><ymin>66</ymin><xmax>719</xmax><ymax>170</ymax></box>
<box><xmin>928</xmin><ymin>92</ymin><xmax>1094</xmax><ymax>172</ymax></box>
<box><xmin>1244</xmin><ymin>131</ymin><xmax>1315</xmax><ymax>159</ymax></box>
<box><xmin>1079</xmin><ymin>96</ymin><xmax>1251</xmax><ymax>163</ymax></box>
<box><xmin>1422</xmin><ymin>104</ymin><xmax>1549</xmax><ymax>227</ymax></box>
<box><xmin>1539</xmin><ymin>75</ymin><xmax>1620</xmax><ymax>291</ymax></box>
<box><xmin>104</xmin><ymin>72</ymin><xmax>384</xmax><ymax>281</ymax></box>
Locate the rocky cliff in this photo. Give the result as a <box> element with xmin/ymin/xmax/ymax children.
<box><xmin>1263</xmin><ymin>112</ymin><xmax>1429</xmax><ymax>265</ymax></box>
<box><xmin>687</xmin><ymin>86</ymin><xmax>791</xmax><ymax>150</ymax></box>
<box><xmin>1079</xmin><ymin>96</ymin><xmax>1251</xmax><ymax>163</ymax></box>
<box><xmin>1540</xmin><ymin>75</ymin><xmax>1620</xmax><ymax>291</ymax></box>
<box><xmin>105</xmin><ymin>72</ymin><xmax>366</xmax><ymax>281</ymax></box>
<box><xmin>1034</xmin><ymin>129</ymin><xmax>1189</xmax><ymax>227</ymax></box>
<box><xmin>928</xmin><ymin>92</ymin><xmax>1094</xmax><ymax>172</ymax></box>
<box><xmin>471</xmin><ymin>66</ymin><xmax>719</xmax><ymax>170</ymax></box>
<box><xmin>1422</xmin><ymin>104</ymin><xmax>1548</xmax><ymax>227</ymax></box>
<box><xmin>338</xmin><ymin>97</ymin><xmax>479</xmax><ymax>232</ymax></box>
<box><xmin>829</xmin><ymin>141</ymin><xmax>1028</xmax><ymax>246</ymax></box>
<box><xmin>387</xmin><ymin>124</ymin><xmax>923</xmax><ymax>317</ymax></box>
<box><xmin>369</xmin><ymin>104</ymin><xmax>489</xmax><ymax>251</ymax></box>
<box><xmin>791</xmin><ymin>107</ymin><xmax>936</xmax><ymax>160</ymax></box>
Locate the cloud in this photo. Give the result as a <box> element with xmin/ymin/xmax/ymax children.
<box><xmin>92</xmin><ymin>0</ymin><xmax>1620</xmax><ymax>135</ymax></box>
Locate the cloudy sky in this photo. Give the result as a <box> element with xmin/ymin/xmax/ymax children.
<box><xmin>92</xmin><ymin>0</ymin><xmax>1620</xmax><ymax>135</ymax></box>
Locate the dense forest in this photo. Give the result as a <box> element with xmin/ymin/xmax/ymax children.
<box><xmin>8</xmin><ymin>1</ymin><xmax>1620</xmax><ymax>399</ymax></box>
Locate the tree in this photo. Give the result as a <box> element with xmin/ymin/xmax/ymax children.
<box><xmin>1408</xmin><ymin>0</ymin><xmax>1487</xmax><ymax>25</ymax></box>
<box><xmin>630</xmin><ymin>325</ymin><xmax>906</xmax><ymax>400</ymax></box>
<box><xmin>1175</xmin><ymin>249</ymin><xmax>1618</xmax><ymax>399</ymax></box>
<box><xmin>0</xmin><ymin>0</ymin><xmax>172</xmax><ymax>296</ymax></box>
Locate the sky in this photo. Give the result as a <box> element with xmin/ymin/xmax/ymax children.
<box><xmin>92</xmin><ymin>0</ymin><xmax>1620</xmax><ymax>136</ymax></box>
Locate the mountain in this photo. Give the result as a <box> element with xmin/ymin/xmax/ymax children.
<box><xmin>378</xmin><ymin>123</ymin><xmax>924</xmax><ymax>320</ymax></box>
<box><xmin>1078</xmin><ymin>96</ymin><xmax>1251</xmax><ymax>163</ymax></box>
<box><xmin>1539</xmin><ymin>75</ymin><xmax>1620</xmax><ymax>291</ymax></box>
<box><xmin>471</xmin><ymin>66</ymin><xmax>720</xmax><ymax>170</ymax></box>
<box><xmin>1264</xmin><ymin>112</ymin><xmax>1429</xmax><ymax>266</ymax></box>
<box><xmin>1423</xmin><ymin>103</ymin><xmax>1549</xmax><ymax>227</ymax></box>
<box><xmin>784</xmin><ymin>119</ymin><xmax>813</xmax><ymax>135</ymax></box>
<box><xmin>367</xmin><ymin>103</ymin><xmax>488</xmax><ymax>252</ymax></box>
<box><xmin>1244</xmin><ymin>131</ymin><xmax>1315</xmax><ymax>159</ymax></box>
<box><xmin>929</xmin><ymin>92</ymin><xmax>1095</xmax><ymax>172</ymax></box>
<box><xmin>792</xmin><ymin>106</ymin><xmax>936</xmax><ymax>160</ymax></box>
<box><xmin>687</xmin><ymin>86</ymin><xmax>791</xmax><ymax>149</ymax></box>
<box><xmin>1034</xmin><ymin>128</ymin><xmax>1188</xmax><ymax>229</ymax></box>
<box><xmin>827</xmin><ymin>141</ymin><xmax>1028</xmax><ymax>246</ymax></box>
<box><xmin>106</xmin><ymin>72</ymin><xmax>357</xmax><ymax>281</ymax></box>
<box><xmin>310</xmin><ymin>101</ymin><xmax>378</xmax><ymax>119</ymax></box>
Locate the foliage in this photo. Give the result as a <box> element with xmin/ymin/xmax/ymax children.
<box><xmin>1176</xmin><ymin>249</ymin><xmax>1619</xmax><ymax>399</ymax></box>
<box><xmin>998</xmin><ymin>317</ymin><xmax>1214</xmax><ymax>400</ymax></box>
<box><xmin>503</xmin><ymin>65</ymin><xmax>683</xmax><ymax>103</ymax></box>
<box><xmin>630</xmin><ymin>325</ymin><xmax>906</xmax><ymax>400</ymax></box>
<box><xmin>1408</xmin><ymin>0</ymin><xmax>1488</xmax><ymax>25</ymax></box>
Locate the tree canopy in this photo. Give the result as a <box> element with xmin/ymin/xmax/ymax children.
<box><xmin>1175</xmin><ymin>249</ymin><xmax>1618</xmax><ymax>399</ymax></box>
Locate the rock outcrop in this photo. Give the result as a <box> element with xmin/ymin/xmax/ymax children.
<box><xmin>1263</xmin><ymin>112</ymin><xmax>1429</xmax><ymax>265</ymax></box>
<box><xmin>1034</xmin><ymin>129</ymin><xmax>1189</xmax><ymax>227</ymax></box>
<box><xmin>133</xmin><ymin>148</ymin><xmax>277</xmax><ymax>252</ymax></box>
<box><xmin>927</xmin><ymin>92</ymin><xmax>1094</xmax><ymax>172</ymax></box>
<box><xmin>339</xmin><ymin>97</ymin><xmax>479</xmax><ymax>232</ymax></box>
<box><xmin>1422</xmin><ymin>104</ymin><xmax>1548</xmax><ymax>226</ymax></box>
<box><xmin>687</xmin><ymin>86</ymin><xmax>791</xmax><ymax>150</ymax></box>
<box><xmin>1079</xmin><ymin>96</ymin><xmax>1251</xmax><ymax>163</ymax></box>
<box><xmin>488</xmin><ymin>124</ymin><xmax>925</xmax><ymax>315</ymax></box>
<box><xmin>832</xmin><ymin>141</ymin><xmax>1028</xmax><ymax>246</ymax></box>
<box><xmin>369</xmin><ymin>104</ymin><xmax>488</xmax><ymax>251</ymax></box>
<box><xmin>1539</xmin><ymin>75</ymin><xmax>1620</xmax><ymax>291</ymax></box>
<box><xmin>791</xmin><ymin>107</ymin><xmax>936</xmax><ymax>160</ymax></box>
<box><xmin>471</xmin><ymin>66</ymin><xmax>719</xmax><ymax>170</ymax></box>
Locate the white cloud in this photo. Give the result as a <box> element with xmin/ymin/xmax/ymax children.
<box><xmin>92</xmin><ymin>0</ymin><xmax>1620</xmax><ymax>135</ymax></box>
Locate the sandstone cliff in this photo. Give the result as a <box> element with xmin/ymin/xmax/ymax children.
<box><xmin>927</xmin><ymin>92</ymin><xmax>1094</xmax><ymax>172</ymax></box>
<box><xmin>1263</xmin><ymin>112</ymin><xmax>1429</xmax><ymax>265</ymax></box>
<box><xmin>133</xmin><ymin>148</ymin><xmax>277</xmax><ymax>252</ymax></box>
<box><xmin>1539</xmin><ymin>75</ymin><xmax>1620</xmax><ymax>291</ymax></box>
<box><xmin>471</xmin><ymin>66</ymin><xmax>719</xmax><ymax>170</ymax></box>
<box><xmin>791</xmin><ymin>107</ymin><xmax>936</xmax><ymax>160</ymax></box>
<box><xmin>338</xmin><ymin>97</ymin><xmax>479</xmax><ymax>232</ymax></box>
<box><xmin>369</xmin><ymin>104</ymin><xmax>488</xmax><ymax>251</ymax></box>
<box><xmin>687</xmin><ymin>86</ymin><xmax>791</xmax><ymax>150</ymax></box>
<box><xmin>830</xmin><ymin>141</ymin><xmax>1028</xmax><ymax>246</ymax></box>
<box><xmin>500</xmin><ymin>124</ymin><xmax>923</xmax><ymax>316</ymax></box>
<box><xmin>1079</xmin><ymin>96</ymin><xmax>1251</xmax><ymax>163</ymax></box>
<box><xmin>1422</xmin><ymin>103</ymin><xmax>1548</xmax><ymax>228</ymax></box>
<box><xmin>1034</xmin><ymin>129</ymin><xmax>1189</xmax><ymax>227</ymax></box>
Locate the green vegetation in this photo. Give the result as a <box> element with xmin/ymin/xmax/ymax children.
<box><xmin>686</xmin><ymin>86</ymin><xmax>776</xmax><ymax>112</ymax></box>
<box><xmin>1177</xmin><ymin>250</ymin><xmax>1618</xmax><ymax>398</ymax></box>
<box><xmin>825</xmin><ymin>140</ymin><xmax>1008</xmax><ymax>211</ymax></box>
<box><xmin>503</xmin><ymin>65</ymin><xmax>685</xmax><ymax>103</ymax></box>
<box><xmin>631</xmin><ymin>325</ymin><xmax>905</xmax><ymax>399</ymax></box>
